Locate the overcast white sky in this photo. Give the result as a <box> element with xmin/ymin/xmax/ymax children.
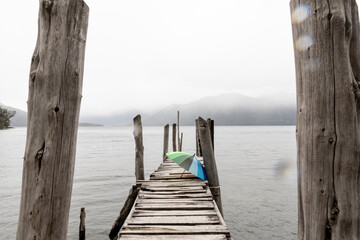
<box><xmin>1</xmin><ymin>0</ymin><xmax>308</xmax><ymax>116</ymax></box>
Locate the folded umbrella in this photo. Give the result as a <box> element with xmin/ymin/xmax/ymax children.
<box><xmin>165</xmin><ymin>151</ymin><xmax>207</xmax><ymax>181</ymax></box>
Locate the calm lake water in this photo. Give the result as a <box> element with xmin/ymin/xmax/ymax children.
<box><xmin>0</xmin><ymin>126</ymin><xmax>297</xmax><ymax>240</ymax></box>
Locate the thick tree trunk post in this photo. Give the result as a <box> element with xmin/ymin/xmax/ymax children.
<box><xmin>172</xmin><ymin>123</ymin><xmax>177</xmax><ymax>152</ymax></box>
<box><xmin>16</xmin><ymin>1</ymin><xmax>89</xmax><ymax>239</ymax></box>
<box><xmin>197</xmin><ymin>117</ymin><xmax>223</xmax><ymax>216</ymax></box>
<box><xmin>290</xmin><ymin>1</ymin><xmax>360</xmax><ymax>239</ymax></box>
<box><xmin>207</xmin><ymin>118</ymin><xmax>215</xmax><ymax>152</ymax></box>
<box><xmin>177</xmin><ymin>111</ymin><xmax>180</xmax><ymax>151</ymax></box>
<box><xmin>133</xmin><ymin>115</ymin><xmax>144</xmax><ymax>181</ymax></box>
<box><xmin>79</xmin><ymin>207</ymin><xmax>86</xmax><ymax>240</ymax></box>
<box><xmin>163</xmin><ymin>124</ymin><xmax>169</xmax><ymax>162</ymax></box>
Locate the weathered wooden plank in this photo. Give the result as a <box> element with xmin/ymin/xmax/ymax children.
<box><xmin>135</xmin><ymin>202</ymin><xmax>214</xmax><ymax>210</ymax></box>
<box><xmin>139</xmin><ymin>193</ymin><xmax>212</xmax><ymax>199</ymax></box>
<box><xmin>138</xmin><ymin>179</ymin><xmax>204</xmax><ymax>183</ymax></box>
<box><xmin>154</xmin><ymin>169</ymin><xmax>191</xmax><ymax>173</ymax></box>
<box><xmin>153</xmin><ymin>172</ymin><xmax>195</xmax><ymax>176</ymax></box>
<box><xmin>126</xmin><ymin>216</ymin><xmax>219</xmax><ymax>225</ymax></box>
<box><xmin>120</xmin><ymin>225</ymin><xmax>230</xmax><ymax>235</ymax></box>
<box><xmin>140</xmin><ymin>186</ymin><xmax>207</xmax><ymax>190</ymax></box>
<box><xmin>151</xmin><ymin>173</ymin><xmax>196</xmax><ymax>177</ymax></box>
<box><xmin>139</xmin><ymin>182</ymin><xmax>206</xmax><ymax>187</ymax></box>
<box><xmin>137</xmin><ymin>198</ymin><xmax>213</xmax><ymax>203</ymax></box>
<box><xmin>153</xmin><ymin>168</ymin><xmax>186</xmax><ymax>171</ymax></box>
<box><xmin>158</xmin><ymin>162</ymin><xmax>178</xmax><ymax>165</ymax></box>
<box><xmin>119</xmin><ymin>234</ymin><xmax>227</xmax><ymax>240</ymax></box>
<box><xmin>141</xmin><ymin>186</ymin><xmax>205</xmax><ymax>192</ymax></box>
<box><xmin>139</xmin><ymin>190</ymin><xmax>208</xmax><ymax>195</ymax></box>
<box><xmin>150</xmin><ymin>174</ymin><xmax>197</xmax><ymax>180</ymax></box>
<box><xmin>132</xmin><ymin>210</ymin><xmax>218</xmax><ymax>217</ymax></box>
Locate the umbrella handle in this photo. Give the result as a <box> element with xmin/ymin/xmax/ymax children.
<box><xmin>180</xmin><ymin>169</ymin><xmax>186</xmax><ymax>178</ymax></box>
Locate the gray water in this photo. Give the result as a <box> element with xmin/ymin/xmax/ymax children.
<box><xmin>0</xmin><ymin>126</ymin><xmax>297</xmax><ymax>240</ymax></box>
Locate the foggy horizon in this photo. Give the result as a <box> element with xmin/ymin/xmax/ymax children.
<box><xmin>0</xmin><ymin>0</ymin><xmax>299</xmax><ymax>116</ymax></box>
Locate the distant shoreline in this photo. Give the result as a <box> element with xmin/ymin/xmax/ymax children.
<box><xmin>7</xmin><ymin>124</ymin><xmax>296</xmax><ymax>128</ymax></box>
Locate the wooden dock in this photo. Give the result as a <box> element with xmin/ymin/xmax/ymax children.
<box><xmin>117</xmin><ymin>157</ymin><xmax>232</xmax><ymax>239</ymax></box>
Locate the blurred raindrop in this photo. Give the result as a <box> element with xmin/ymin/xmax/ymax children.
<box><xmin>292</xmin><ymin>3</ymin><xmax>311</xmax><ymax>23</ymax></box>
<box><xmin>273</xmin><ymin>159</ymin><xmax>291</xmax><ymax>179</ymax></box>
<box><xmin>305</xmin><ymin>58</ymin><xmax>321</xmax><ymax>71</ymax></box>
<box><xmin>296</xmin><ymin>34</ymin><xmax>314</xmax><ymax>51</ymax></box>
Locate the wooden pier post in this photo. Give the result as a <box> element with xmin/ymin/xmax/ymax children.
<box><xmin>197</xmin><ymin>117</ymin><xmax>223</xmax><ymax>216</ymax></box>
<box><xmin>177</xmin><ymin>111</ymin><xmax>180</xmax><ymax>151</ymax></box>
<box><xmin>79</xmin><ymin>207</ymin><xmax>86</xmax><ymax>240</ymax></box>
<box><xmin>133</xmin><ymin>115</ymin><xmax>144</xmax><ymax>181</ymax></box>
<box><xmin>16</xmin><ymin>1</ymin><xmax>89</xmax><ymax>239</ymax></box>
<box><xmin>163</xmin><ymin>124</ymin><xmax>169</xmax><ymax>162</ymax></box>
<box><xmin>172</xmin><ymin>123</ymin><xmax>177</xmax><ymax>152</ymax></box>
<box><xmin>179</xmin><ymin>132</ymin><xmax>183</xmax><ymax>152</ymax></box>
<box><xmin>195</xmin><ymin>119</ymin><xmax>202</xmax><ymax>156</ymax></box>
<box><xmin>290</xmin><ymin>1</ymin><xmax>360</xmax><ymax>238</ymax></box>
<box><xmin>207</xmin><ymin>118</ymin><xmax>215</xmax><ymax>151</ymax></box>
<box><xmin>109</xmin><ymin>185</ymin><xmax>140</xmax><ymax>240</ymax></box>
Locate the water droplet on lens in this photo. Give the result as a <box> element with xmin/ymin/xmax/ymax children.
<box><xmin>296</xmin><ymin>34</ymin><xmax>314</xmax><ymax>51</ymax></box>
<box><xmin>305</xmin><ymin>58</ymin><xmax>321</xmax><ymax>72</ymax></box>
<box><xmin>292</xmin><ymin>4</ymin><xmax>311</xmax><ymax>23</ymax></box>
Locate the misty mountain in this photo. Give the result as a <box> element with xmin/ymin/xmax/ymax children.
<box><xmin>81</xmin><ymin>93</ymin><xmax>296</xmax><ymax>126</ymax></box>
<box><xmin>3</xmin><ymin>93</ymin><xmax>296</xmax><ymax>127</ymax></box>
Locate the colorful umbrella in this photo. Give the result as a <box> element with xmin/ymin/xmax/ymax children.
<box><xmin>165</xmin><ymin>152</ymin><xmax>207</xmax><ymax>180</ymax></box>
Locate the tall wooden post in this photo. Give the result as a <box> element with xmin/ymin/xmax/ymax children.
<box><xmin>195</xmin><ymin>119</ymin><xmax>199</xmax><ymax>156</ymax></box>
<box><xmin>177</xmin><ymin>111</ymin><xmax>180</xmax><ymax>151</ymax></box>
<box><xmin>163</xmin><ymin>124</ymin><xmax>169</xmax><ymax>162</ymax></box>
<box><xmin>207</xmin><ymin>118</ymin><xmax>214</xmax><ymax>152</ymax></box>
<box><xmin>16</xmin><ymin>1</ymin><xmax>89</xmax><ymax>239</ymax></box>
<box><xmin>291</xmin><ymin>1</ymin><xmax>360</xmax><ymax>239</ymax></box>
<box><xmin>197</xmin><ymin>117</ymin><xmax>222</xmax><ymax>215</ymax></box>
<box><xmin>195</xmin><ymin>119</ymin><xmax>202</xmax><ymax>156</ymax></box>
<box><xmin>133</xmin><ymin>115</ymin><xmax>144</xmax><ymax>181</ymax></box>
<box><xmin>172</xmin><ymin>123</ymin><xmax>177</xmax><ymax>152</ymax></box>
<box><xmin>79</xmin><ymin>207</ymin><xmax>86</xmax><ymax>240</ymax></box>
<box><xmin>179</xmin><ymin>132</ymin><xmax>183</xmax><ymax>152</ymax></box>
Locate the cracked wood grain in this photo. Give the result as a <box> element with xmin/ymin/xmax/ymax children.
<box><xmin>16</xmin><ymin>1</ymin><xmax>89</xmax><ymax>239</ymax></box>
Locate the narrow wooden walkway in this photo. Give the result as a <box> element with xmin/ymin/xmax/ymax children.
<box><xmin>118</xmin><ymin>157</ymin><xmax>232</xmax><ymax>239</ymax></box>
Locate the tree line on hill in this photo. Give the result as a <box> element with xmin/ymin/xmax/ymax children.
<box><xmin>0</xmin><ymin>105</ymin><xmax>16</xmax><ymax>129</ymax></box>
